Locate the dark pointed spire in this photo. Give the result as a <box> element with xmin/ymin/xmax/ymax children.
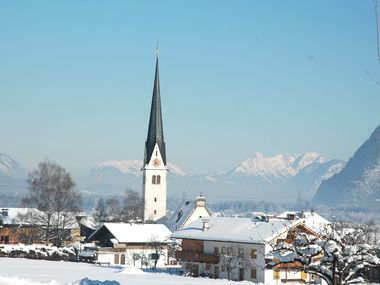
<box><xmin>144</xmin><ymin>53</ymin><xmax>166</xmax><ymax>165</ymax></box>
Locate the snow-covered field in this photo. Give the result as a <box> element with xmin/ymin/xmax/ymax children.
<box><xmin>0</xmin><ymin>257</ymin><xmax>254</xmax><ymax>285</ymax></box>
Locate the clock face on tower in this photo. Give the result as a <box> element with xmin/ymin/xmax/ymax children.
<box><xmin>153</xmin><ymin>158</ymin><xmax>161</xmax><ymax>167</ymax></box>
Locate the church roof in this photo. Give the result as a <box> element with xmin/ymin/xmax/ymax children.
<box><xmin>144</xmin><ymin>56</ymin><xmax>166</xmax><ymax>165</ymax></box>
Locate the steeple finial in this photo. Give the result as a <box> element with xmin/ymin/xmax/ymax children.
<box><xmin>156</xmin><ymin>40</ymin><xmax>159</xmax><ymax>59</ymax></box>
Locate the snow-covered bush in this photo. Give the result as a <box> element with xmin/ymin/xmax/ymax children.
<box><xmin>0</xmin><ymin>244</ymin><xmax>76</xmax><ymax>261</ymax></box>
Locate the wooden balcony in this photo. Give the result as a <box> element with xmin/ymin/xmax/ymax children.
<box><xmin>176</xmin><ymin>251</ymin><xmax>219</xmax><ymax>264</ymax></box>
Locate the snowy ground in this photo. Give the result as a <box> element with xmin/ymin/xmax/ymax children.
<box><xmin>0</xmin><ymin>257</ymin><xmax>254</xmax><ymax>285</ymax></box>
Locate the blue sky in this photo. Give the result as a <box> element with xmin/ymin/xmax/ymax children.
<box><xmin>0</xmin><ymin>1</ymin><xmax>379</xmax><ymax>177</ymax></box>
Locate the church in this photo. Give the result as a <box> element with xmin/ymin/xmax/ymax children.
<box><xmin>142</xmin><ymin>52</ymin><xmax>168</xmax><ymax>222</ymax></box>
<box><xmin>141</xmin><ymin>52</ymin><xmax>211</xmax><ymax>225</ymax></box>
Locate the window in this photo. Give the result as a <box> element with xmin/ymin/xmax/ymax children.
<box><xmin>0</xmin><ymin>236</ymin><xmax>9</xmax><ymax>244</ymax></box>
<box><xmin>227</xmin><ymin>247</ymin><xmax>232</xmax><ymax>254</ymax></box>
<box><xmin>156</xmin><ymin>151</ymin><xmax>158</xmax><ymax>156</ymax></box>
<box><xmin>301</xmin><ymin>271</ymin><xmax>307</xmax><ymax>281</ymax></box>
<box><xmin>152</xmin><ymin>175</ymin><xmax>156</xmax><ymax>184</ymax></box>
<box><xmin>273</xmin><ymin>270</ymin><xmax>280</xmax><ymax>280</ymax></box>
<box><xmin>221</xmin><ymin>247</ymin><xmax>226</xmax><ymax>254</ymax></box>
<box><xmin>251</xmin><ymin>249</ymin><xmax>257</xmax><ymax>259</ymax></box>
<box><xmin>154</xmin><ymin>210</ymin><xmax>157</xmax><ymax>215</ymax></box>
<box><xmin>238</xmin><ymin>248</ymin><xmax>244</xmax><ymax>258</ymax></box>
<box><xmin>149</xmin><ymin>253</ymin><xmax>159</xmax><ymax>260</ymax></box>
<box><xmin>214</xmin><ymin>247</ymin><xmax>219</xmax><ymax>255</ymax></box>
<box><xmin>176</xmin><ymin>210</ymin><xmax>183</xmax><ymax>223</ymax></box>
<box><xmin>157</xmin><ymin>175</ymin><xmax>161</xmax><ymax>184</ymax></box>
<box><xmin>250</xmin><ymin>268</ymin><xmax>257</xmax><ymax>279</ymax></box>
<box><xmin>154</xmin><ymin>197</ymin><xmax>157</xmax><ymax>202</ymax></box>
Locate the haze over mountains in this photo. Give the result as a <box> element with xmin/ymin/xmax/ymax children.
<box><xmin>81</xmin><ymin>152</ymin><xmax>344</xmax><ymax>202</ymax></box>
<box><xmin>2</xmin><ymin>124</ymin><xmax>380</xmax><ymax>208</ymax></box>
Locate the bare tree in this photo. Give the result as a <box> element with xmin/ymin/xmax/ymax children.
<box><xmin>120</xmin><ymin>190</ymin><xmax>143</xmax><ymax>222</ymax></box>
<box><xmin>105</xmin><ymin>197</ymin><xmax>122</xmax><ymax>222</ymax></box>
<box><xmin>21</xmin><ymin>160</ymin><xmax>82</xmax><ymax>246</ymax></box>
<box><xmin>220</xmin><ymin>246</ymin><xmax>254</xmax><ymax>281</ymax></box>
<box><xmin>139</xmin><ymin>249</ymin><xmax>148</xmax><ymax>269</ymax></box>
<box><xmin>270</xmin><ymin>222</ymin><xmax>380</xmax><ymax>285</ymax></box>
<box><xmin>92</xmin><ymin>198</ymin><xmax>108</xmax><ymax>226</ymax></box>
<box><xmin>130</xmin><ymin>252</ymin><xmax>140</xmax><ymax>267</ymax></box>
<box><xmin>148</xmin><ymin>235</ymin><xmax>166</xmax><ymax>270</ymax></box>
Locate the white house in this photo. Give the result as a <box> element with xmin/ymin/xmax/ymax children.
<box><xmin>171</xmin><ymin>211</ymin><xmax>329</xmax><ymax>284</ymax></box>
<box><xmin>165</xmin><ymin>196</ymin><xmax>212</xmax><ymax>232</ymax></box>
<box><xmin>87</xmin><ymin>222</ymin><xmax>172</xmax><ymax>266</ymax></box>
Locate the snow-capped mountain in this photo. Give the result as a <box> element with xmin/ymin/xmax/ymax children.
<box><xmin>232</xmin><ymin>152</ymin><xmax>326</xmax><ymax>182</ymax></box>
<box><xmin>0</xmin><ymin>153</ymin><xmax>26</xmax><ymax>178</ymax></box>
<box><xmin>81</xmin><ymin>160</ymin><xmax>186</xmax><ymax>194</ymax></box>
<box><xmin>82</xmin><ymin>153</ymin><xmax>344</xmax><ymax>202</ymax></box>
<box><xmin>90</xmin><ymin>160</ymin><xmax>186</xmax><ymax>178</ymax></box>
<box><xmin>313</xmin><ymin>125</ymin><xmax>380</xmax><ymax>208</ymax></box>
<box><xmin>0</xmin><ymin>154</ymin><xmax>28</xmax><ymax>205</ymax></box>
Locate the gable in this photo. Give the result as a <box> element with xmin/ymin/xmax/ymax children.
<box><xmin>88</xmin><ymin>225</ymin><xmax>116</xmax><ymax>247</ymax></box>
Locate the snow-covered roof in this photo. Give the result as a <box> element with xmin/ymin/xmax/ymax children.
<box><xmin>90</xmin><ymin>223</ymin><xmax>172</xmax><ymax>243</ymax></box>
<box><xmin>171</xmin><ymin>216</ymin><xmax>295</xmax><ymax>244</ymax></box>
<box><xmin>171</xmin><ymin>211</ymin><xmax>330</xmax><ymax>244</ymax></box>
<box><xmin>165</xmin><ymin>197</ymin><xmax>211</xmax><ymax>231</ymax></box>
<box><xmin>276</xmin><ymin>211</ymin><xmax>330</xmax><ymax>234</ymax></box>
<box><xmin>0</xmin><ymin>208</ymin><xmax>37</xmax><ymax>225</ymax></box>
<box><xmin>0</xmin><ymin>208</ymin><xmax>82</xmax><ymax>229</ymax></box>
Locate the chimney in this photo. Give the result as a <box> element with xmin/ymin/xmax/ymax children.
<box><xmin>287</xmin><ymin>213</ymin><xmax>296</xmax><ymax>220</ymax></box>
<box><xmin>202</xmin><ymin>218</ymin><xmax>210</xmax><ymax>231</ymax></box>
<box><xmin>196</xmin><ymin>196</ymin><xmax>206</xmax><ymax>207</ymax></box>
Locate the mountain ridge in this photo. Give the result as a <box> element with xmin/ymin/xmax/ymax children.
<box><xmin>313</xmin><ymin>125</ymin><xmax>380</xmax><ymax>208</ymax></box>
<box><xmin>82</xmin><ymin>152</ymin><xmax>344</xmax><ymax>202</ymax></box>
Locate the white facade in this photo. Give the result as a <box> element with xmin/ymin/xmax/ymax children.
<box><xmin>142</xmin><ymin>144</ymin><xmax>167</xmax><ymax>222</ymax></box>
<box><xmin>205</xmin><ymin>241</ymin><xmax>265</xmax><ymax>282</ymax></box>
<box><xmin>96</xmin><ymin>246</ymin><xmax>168</xmax><ymax>267</ymax></box>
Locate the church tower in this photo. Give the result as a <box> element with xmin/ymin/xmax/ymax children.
<box><xmin>142</xmin><ymin>52</ymin><xmax>168</xmax><ymax>222</ymax></box>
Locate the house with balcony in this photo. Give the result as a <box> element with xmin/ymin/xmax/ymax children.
<box><xmin>171</xmin><ymin>211</ymin><xmax>329</xmax><ymax>283</ymax></box>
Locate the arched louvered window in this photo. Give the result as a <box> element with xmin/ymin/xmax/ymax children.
<box><xmin>156</xmin><ymin>175</ymin><xmax>161</xmax><ymax>185</ymax></box>
<box><xmin>152</xmin><ymin>175</ymin><xmax>156</xmax><ymax>184</ymax></box>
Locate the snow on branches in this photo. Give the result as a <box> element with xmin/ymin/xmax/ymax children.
<box><xmin>270</xmin><ymin>222</ymin><xmax>380</xmax><ymax>285</ymax></box>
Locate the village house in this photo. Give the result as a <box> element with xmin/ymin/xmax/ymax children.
<box><xmin>0</xmin><ymin>207</ymin><xmax>83</xmax><ymax>245</ymax></box>
<box><xmin>171</xmin><ymin>211</ymin><xmax>329</xmax><ymax>283</ymax></box>
<box><xmin>165</xmin><ymin>196</ymin><xmax>212</xmax><ymax>232</ymax></box>
<box><xmin>87</xmin><ymin>222</ymin><xmax>172</xmax><ymax>266</ymax></box>
<box><xmin>0</xmin><ymin>208</ymin><xmax>41</xmax><ymax>244</ymax></box>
